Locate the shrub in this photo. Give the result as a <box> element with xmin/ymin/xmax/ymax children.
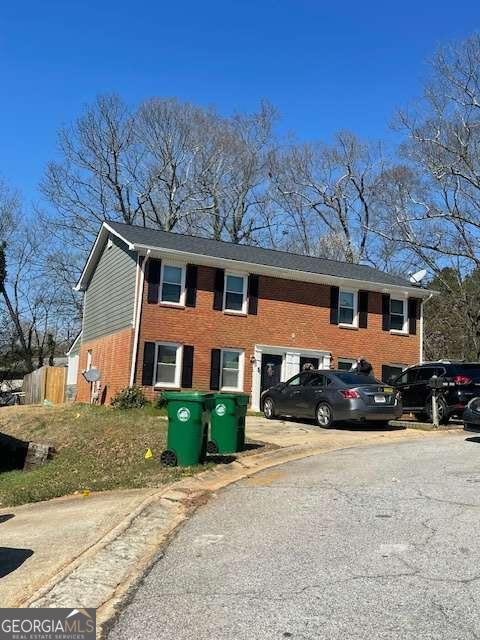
<box><xmin>111</xmin><ymin>385</ymin><xmax>147</xmax><ymax>409</ymax></box>
<box><xmin>156</xmin><ymin>395</ymin><xmax>166</xmax><ymax>410</ymax></box>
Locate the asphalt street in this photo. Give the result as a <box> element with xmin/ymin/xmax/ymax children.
<box><xmin>108</xmin><ymin>432</ymin><xmax>480</xmax><ymax>640</ymax></box>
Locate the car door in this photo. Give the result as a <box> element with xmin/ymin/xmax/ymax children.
<box><xmin>394</xmin><ymin>368</ymin><xmax>419</xmax><ymax>409</ymax></box>
<box><xmin>276</xmin><ymin>372</ymin><xmax>311</xmax><ymax>416</ymax></box>
<box><xmin>297</xmin><ymin>373</ymin><xmax>327</xmax><ymax>417</ymax></box>
<box><xmin>411</xmin><ymin>367</ymin><xmax>436</xmax><ymax>408</ymax></box>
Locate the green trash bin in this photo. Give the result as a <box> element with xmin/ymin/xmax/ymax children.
<box><xmin>160</xmin><ymin>392</ymin><xmax>213</xmax><ymax>467</ymax></box>
<box><xmin>208</xmin><ymin>393</ymin><xmax>250</xmax><ymax>454</ymax></box>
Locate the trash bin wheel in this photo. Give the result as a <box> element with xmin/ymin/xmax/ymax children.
<box><xmin>160</xmin><ymin>449</ymin><xmax>178</xmax><ymax>466</ymax></box>
<box><xmin>207</xmin><ymin>440</ymin><xmax>218</xmax><ymax>454</ymax></box>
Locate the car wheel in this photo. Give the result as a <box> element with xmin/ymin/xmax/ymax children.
<box><xmin>263</xmin><ymin>397</ymin><xmax>276</xmax><ymax>420</ymax></box>
<box><xmin>316</xmin><ymin>402</ymin><xmax>334</xmax><ymax>428</ymax></box>
<box><xmin>426</xmin><ymin>396</ymin><xmax>449</xmax><ymax>425</ymax></box>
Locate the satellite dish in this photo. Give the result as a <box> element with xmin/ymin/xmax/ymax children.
<box><xmin>83</xmin><ymin>367</ymin><xmax>101</xmax><ymax>383</ymax></box>
<box><xmin>409</xmin><ymin>269</ymin><xmax>427</xmax><ymax>285</ymax></box>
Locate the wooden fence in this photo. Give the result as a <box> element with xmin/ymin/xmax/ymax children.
<box><xmin>23</xmin><ymin>366</ymin><xmax>66</xmax><ymax>405</ymax></box>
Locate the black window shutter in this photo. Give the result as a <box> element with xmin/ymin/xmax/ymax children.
<box><xmin>408</xmin><ymin>298</ymin><xmax>419</xmax><ymax>335</ymax></box>
<box><xmin>147</xmin><ymin>259</ymin><xmax>161</xmax><ymax>304</ymax></box>
<box><xmin>213</xmin><ymin>269</ymin><xmax>225</xmax><ymax>311</ymax></box>
<box><xmin>210</xmin><ymin>349</ymin><xmax>221</xmax><ymax>390</ymax></box>
<box><xmin>382</xmin><ymin>294</ymin><xmax>391</xmax><ymax>331</ymax></box>
<box><xmin>248</xmin><ymin>274</ymin><xmax>259</xmax><ymax>315</ymax></box>
<box><xmin>185</xmin><ymin>265</ymin><xmax>198</xmax><ymax>308</ymax></box>
<box><xmin>358</xmin><ymin>291</ymin><xmax>369</xmax><ymax>328</ymax></box>
<box><xmin>181</xmin><ymin>345</ymin><xmax>194</xmax><ymax>388</ymax></box>
<box><xmin>142</xmin><ymin>342</ymin><xmax>156</xmax><ymax>386</ymax></box>
<box><xmin>330</xmin><ymin>286</ymin><xmax>339</xmax><ymax>325</ymax></box>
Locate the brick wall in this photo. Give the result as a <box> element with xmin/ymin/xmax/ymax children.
<box><xmin>77</xmin><ymin>327</ymin><xmax>134</xmax><ymax>404</ymax></box>
<box><xmin>135</xmin><ymin>265</ymin><xmax>421</xmax><ymax>401</ymax></box>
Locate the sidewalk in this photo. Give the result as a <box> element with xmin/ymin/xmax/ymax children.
<box><xmin>0</xmin><ymin>417</ymin><xmax>460</xmax><ymax>637</ymax></box>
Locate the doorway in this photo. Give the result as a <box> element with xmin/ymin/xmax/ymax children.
<box><xmin>260</xmin><ymin>354</ymin><xmax>283</xmax><ymax>394</ymax></box>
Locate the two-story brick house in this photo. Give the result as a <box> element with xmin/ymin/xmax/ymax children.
<box><xmin>74</xmin><ymin>222</ymin><xmax>433</xmax><ymax>410</ymax></box>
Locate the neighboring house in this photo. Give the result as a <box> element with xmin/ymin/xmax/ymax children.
<box><xmin>66</xmin><ymin>333</ymin><xmax>81</xmax><ymax>401</ymax></box>
<box><xmin>74</xmin><ymin>222</ymin><xmax>433</xmax><ymax>410</ymax></box>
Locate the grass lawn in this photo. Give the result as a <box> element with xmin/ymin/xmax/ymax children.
<box><xmin>0</xmin><ymin>403</ymin><xmax>211</xmax><ymax>507</ymax></box>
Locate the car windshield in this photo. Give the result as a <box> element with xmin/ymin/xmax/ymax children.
<box><xmin>453</xmin><ymin>365</ymin><xmax>480</xmax><ymax>382</ymax></box>
<box><xmin>333</xmin><ymin>372</ymin><xmax>381</xmax><ymax>386</ymax></box>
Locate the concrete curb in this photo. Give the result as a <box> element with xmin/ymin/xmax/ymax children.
<box><xmin>20</xmin><ymin>428</ymin><xmax>448</xmax><ymax>638</ymax></box>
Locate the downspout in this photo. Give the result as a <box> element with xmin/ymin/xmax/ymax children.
<box><xmin>129</xmin><ymin>250</ymin><xmax>150</xmax><ymax>387</ymax></box>
<box><xmin>419</xmin><ymin>292</ymin><xmax>434</xmax><ymax>363</ymax></box>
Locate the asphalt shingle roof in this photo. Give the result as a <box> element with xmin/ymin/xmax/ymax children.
<box><xmin>108</xmin><ymin>221</ymin><xmax>415</xmax><ymax>288</ymax></box>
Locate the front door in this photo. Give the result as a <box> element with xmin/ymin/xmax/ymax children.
<box><xmin>300</xmin><ymin>356</ymin><xmax>320</xmax><ymax>372</ymax></box>
<box><xmin>261</xmin><ymin>354</ymin><xmax>283</xmax><ymax>395</ymax></box>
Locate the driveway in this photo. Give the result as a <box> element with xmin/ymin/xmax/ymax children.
<box><xmin>107</xmin><ymin>431</ymin><xmax>480</xmax><ymax>640</ymax></box>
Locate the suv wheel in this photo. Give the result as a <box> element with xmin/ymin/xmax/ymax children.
<box><xmin>263</xmin><ymin>397</ymin><xmax>276</xmax><ymax>419</ymax></box>
<box><xmin>426</xmin><ymin>396</ymin><xmax>449</xmax><ymax>425</ymax></box>
<box><xmin>316</xmin><ymin>402</ymin><xmax>334</xmax><ymax>428</ymax></box>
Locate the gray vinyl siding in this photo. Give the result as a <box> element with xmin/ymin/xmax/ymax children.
<box><xmin>82</xmin><ymin>236</ymin><xmax>137</xmax><ymax>342</ymax></box>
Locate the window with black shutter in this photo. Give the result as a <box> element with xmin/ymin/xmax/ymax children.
<box><xmin>330</xmin><ymin>286</ymin><xmax>339</xmax><ymax>325</ymax></box>
<box><xmin>358</xmin><ymin>291</ymin><xmax>368</xmax><ymax>328</ymax></box>
<box><xmin>213</xmin><ymin>269</ymin><xmax>225</xmax><ymax>311</ymax></box>
<box><xmin>382</xmin><ymin>294</ymin><xmax>391</xmax><ymax>331</ymax></box>
<box><xmin>248</xmin><ymin>274</ymin><xmax>259</xmax><ymax>315</ymax></box>
<box><xmin>210</xmin><ymin>349</ymin><xmax>221</xmax><ymax>390</ymax></box>
<box><xmin>147</xmin><ymin>259</ymin><xmax>162</xmax><ymax>304</ymax></box>
<box><xmin>181</xmin><ymin>345</ymin><xmax>194</xmax><ymax>388</ymax></box>
<box><xmin>185</xmin><ymin>265</ymin><xmax>198</xmax><ymax>308</ymax></box>
<box><xmin>141</xmin><ymin>342</ymin><xmax>156</xmax><ymax>385</ymax></box>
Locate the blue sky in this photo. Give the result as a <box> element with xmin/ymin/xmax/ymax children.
<box><xmin>1</xmin><ymin>1</ymin><xmax>479</xmax><ymax>205</ymax></box>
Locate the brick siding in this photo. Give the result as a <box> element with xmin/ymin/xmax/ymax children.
<box><xmin>135</xmin><ymin>266</ymin><xmax>420</xmax><ymax>401</ymax></box>
<box><xmin>77</xmin><ymin>327</ymin><xmax>134</xmax><ymax>404</ymax></box>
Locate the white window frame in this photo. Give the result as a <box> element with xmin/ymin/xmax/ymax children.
<box><xmin>390</xmin><ymin>297</ymin><xmax>408</xmax><ymax>335</ymax></box>
<box><xmin>223</xmin><ymin>272</ymin><xmax>248</xmax><ymax>315</ymax></box>
<box><xmin>338</xmin><ymin>288</ymin><xmax>358</xmax><ymax>328</ymax></box>
<box><xmin>154</xmin><ymin>342</ymin><xmax>183</xmax><ymax>388</ymax></box>
<box><xmin>220</xmin><ymin>348</ymin><xmax>245</xmax><ymax>392</ymax></box>
<box><xmin>337</xmin><ymin>357</ymin><xmax>356</xmax><ymax>371</ymax></box>
<box><xmin>159</xmin><ymin>262</ymin><xmax>186</xmax><ymax>307</ymax></box>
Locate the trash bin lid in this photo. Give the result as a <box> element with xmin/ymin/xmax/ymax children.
<box><xmin>213</xmin><ymin>392</ymin><xmax>250</xmax><ymax>405</ymax></box>
<box><xmin>162</xmin><ymin>391</ymin><xmax>214</xmax><ymax>403</ymax></box>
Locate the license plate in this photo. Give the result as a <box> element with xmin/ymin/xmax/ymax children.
<box><xmin>375</xmin><ymin>394</ymin><xmax>386</xmax><ymax>403</ymax></box>
<box><xmin>383</xmin><ymin>387</ymin><xmax>393</xmax><ymax>393</ymax></box>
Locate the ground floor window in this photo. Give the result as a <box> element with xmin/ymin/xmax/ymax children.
<box><xmin>155</xmin><ymin>342</ymin><xmax>182</xmax><ymax>387</ymax></box>
<box><xmin>221</xmin><ymin>349</ymin><xmax>244</xmax><ymax>391</ymax></box>
<box><xmin>381</xmin><ymin>363</ymin><xmax>406</xmax><ymax>383</ymax></box>
<box><xmin>337</xmin><ymin>357</ymin><xmax>355</xmax><ymax>371</ymax></box>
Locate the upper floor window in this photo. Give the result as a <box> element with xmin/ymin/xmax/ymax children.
<box><xmin>223</xmin><ymin>273</ymin><xmax>247</xmax><ymax>314</ymax></box>
<box><xmin>390</xmin><ymin>298</ymin><xmax>406</xmax><ymax>332</ymax></box>
<box><xmin>339</xmin><ymin>290</ymin><xmax>357</xmax><ymax>326</ymax></box>
<box><xmin>160</xmin><ymin>264</ymin><xmax>186</xmax><ymax>306</ymax></box>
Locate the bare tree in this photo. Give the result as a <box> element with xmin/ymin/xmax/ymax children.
<box><xmin>191</xmin><ymin>102</ymin><xmax>277</xmax><ymax>243</ymax></box>
<box><xmin>41</xmin><ymin>95</ymin><xmax>142</xmax><ymax>249</ymax></box>
<box><xmin>269</xmin><ymin>132</ymin><xmax>386</xmax><ymax>262</ymax></box>
<box><xmin>371</xmin><ymin>35</ymin><xmax>480</xmax><ymax>356</ymax></box>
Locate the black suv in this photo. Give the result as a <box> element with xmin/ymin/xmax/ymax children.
<box><xmin>391</xmin><ymin>361</ymin><xmax>480</xmax><ymax>424</ymax></box>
